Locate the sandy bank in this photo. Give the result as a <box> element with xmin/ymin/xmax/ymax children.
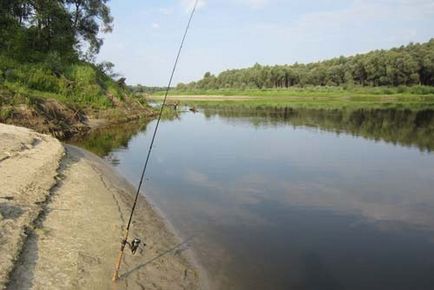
<box><xmin>0</xmin><ymin>123</ymin><xmax>201</xmax><ymax>289</ymax></box>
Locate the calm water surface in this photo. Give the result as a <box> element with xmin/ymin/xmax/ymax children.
<box><xmin>74</xmin><ymin>108</ymin><xmax>434</xmax><ymax>290</ymax></box>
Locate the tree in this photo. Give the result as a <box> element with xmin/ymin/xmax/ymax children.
<box><xmin>66</xmin><ymin>0</ymin><xmax>113</xmax><ymax>57</ymax></box>
<box><xmin>0</xmin><ymin>0</ymin><xmax>114</xmax><ymax>61</ymax></box>
<box><xmin>182</xmin><ymin>39</ymin><xmax>434</xmax><ymax>90</ymax></box>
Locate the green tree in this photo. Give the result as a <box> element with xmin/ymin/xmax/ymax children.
<box><xmin>67</xmin><ymin>0</ymin><xmax>113</xmax><ymax>57</ymax></box>
<box><xmin>180</xmin><ymin>39</ymin><xmax>434</xmax><ymax>90</ymax></box>
<box><xmin>0</xmin><ymin>0</ymin><xmax>113</xmax><ymax>61</ymax></box>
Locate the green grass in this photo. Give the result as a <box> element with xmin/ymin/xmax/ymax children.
<box><xmin>149</xmin><ymin>86</ymin><xmax>434</xmax><ymax>110</ymax></box>
<box><xmin>0</xmin><ymin>54</ymin><xmax>127</xmax><ymax>110</ymax></box>
<box><xmin>155</xmin><ymin>86</ymin><xmax>434</xmax><ymax>98</ymax></box>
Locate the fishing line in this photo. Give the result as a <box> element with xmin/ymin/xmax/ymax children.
<box><xmin>112</xmin><ymin>0</ymin><xmax>200</xmax><ymax>281</ymax></box>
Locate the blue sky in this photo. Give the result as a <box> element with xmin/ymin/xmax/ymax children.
<box><xmin>97</xmin><ymin>0</ymin><xmax>434</xmax><ymax>86</ymax></box>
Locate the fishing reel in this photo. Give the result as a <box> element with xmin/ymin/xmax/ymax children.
<box><xmin>122</xmin><ymin>238</ymin><xmax>147</xmax><ymax>255</ymax></box>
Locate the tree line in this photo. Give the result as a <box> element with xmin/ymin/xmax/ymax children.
<box><xmin>129</xmin><ymin>85</ymin><xmax>166</xmax><ymax>94</ymax></box>
<box><xmin>178</xmin><ymin>39</ymin><xmax>434</xmax><ymax>90</ymax></box>
<box><xmin>0</xmin><ymin>0</ymin><xmax>113</xmax><ymax>62</ymax></box>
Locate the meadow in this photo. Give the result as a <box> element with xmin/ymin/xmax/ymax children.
<box><xmin>149</xmin><ymin>86</ymin><xmax>434</xmax><ymax>110</ymax></box>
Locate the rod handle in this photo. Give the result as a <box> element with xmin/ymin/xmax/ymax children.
<box><xmin>112</xmin><ymin>246</ymin><xmax>125</xmax><ymax>282</ymax></box>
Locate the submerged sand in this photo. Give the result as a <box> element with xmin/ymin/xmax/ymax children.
<box><xmin>0</xmin><ymin>123</ymin><xmax>201</xmax><ymax>289</ymax></box>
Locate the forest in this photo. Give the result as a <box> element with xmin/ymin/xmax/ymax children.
<box><xmin>178</xmin><ymin>39</ymin><xmax>434</xmax><ymax>90</ymax></box>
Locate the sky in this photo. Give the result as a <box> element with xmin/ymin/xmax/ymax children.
<box><xmin>97</xmin><ymin>0</ymin><xmax>434</xmax><ymax>86</ymax></box>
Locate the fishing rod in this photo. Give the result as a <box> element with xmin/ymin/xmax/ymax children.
<box><xmin>112</xmin><ymin>0</ymin><xmax>200</xmax><ymax>281</ymax></box>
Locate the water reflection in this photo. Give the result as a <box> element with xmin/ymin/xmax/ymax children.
<box><xmin>203</xmin><ymin>107</ymin><xmax>434</xmax><ymax>152</ymax></box>
<box><xmin>68</xmin><ymin>120</ymin><xmax>151</xmax><ymax>164</ymax></box>
<box><xmin>73</xmin><ymin>108</ymin><xmax>434</xmax><ymax>290</ymax></box>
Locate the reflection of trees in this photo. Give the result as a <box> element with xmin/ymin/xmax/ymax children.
<box><xmin>204</xmin><ymin>108</ymin><xmax>434</xmax><ymax>152</ymax></box>
<box><xmin>69</xmin><ymin>119</ymin><xmax>151</xmax><ymax>157</ymax></box>
<box><xmin>69</xmin><ymin>108</ymin><xmax>179</xmax><ymax>159</ymax></box>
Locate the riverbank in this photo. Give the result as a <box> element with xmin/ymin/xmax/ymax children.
<box><xmin>0</xmin><ymin>86</ymin><xmax>155</xmax><ymax>140</ymax></box>
<box><xmin>0</xmin><ymin>123</ymin><xmax>201</xmax><ymax>289</ymax></box>
<box><xmin>148</xmin><ymin>87</ymin><xmax>434</xmax><ymax>110</ymax></box>
<box><xmin>0</xmin><ymin>56</ymin><xmax>156</xmax><ymax>140</ymax></box>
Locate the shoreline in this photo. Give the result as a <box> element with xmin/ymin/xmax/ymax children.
<box><xmin>0</xmin><ymin>123</ymin><xmax>202</xmax><ymax>289</ymax></box>
<box><xmin>0</xmin><ymin>90</ymin><xmax>157</xmax><ymax>141</ymax></box>
<box><xmin>147</xmin><ymin>93</ymin><xmax>434</xmax><ymax>110</ymax></box>
<box><xmin>67</xmin><ymin>144</ymin><xmax>209</xmax><ymax>290</ymax></box>
<box><xmin>133</xmin><ymin>186</ymin><xmax>211</xmax><ymax>290</ymax></box>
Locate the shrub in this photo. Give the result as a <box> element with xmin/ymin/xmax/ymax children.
<box><xmin>26</xmin><ymin>66</ymin><xmax>61</xmax><ymax>92</ymax></box>
<box><xmin>65</xmin><ymin>64</ymin><xmax>106</xmax><ymax>105</ymax></box>
<box><xmin>0</xmin><ymin>107</ymin><xmax>13</xmax><ymax>121</ymax></box>
<box><xmin>412</xmin><ymin>86</ymin><xmax>434</xmax><ymax>95</ymax></box>
<box><xmin>67</xmin><ymin>64</ymin><xmax>98</xmax><ymax>85</ymax></box>
<box><xmin>44</xmin><ymin>52</ymin><xmax>64</xmax><ymax>73</ymax></box>
<box><xmin>397</xmin><ymin>85</ymin><xmax>406</xmax><ymax>93</ymax></box>
<box><xmin>0</xmin><ymin>55</ymin><xmax>17</xmax><ymax>70</ymax></box>
<box><xmin>382</xmin><ymin>88</ymin><xmax>394</xmax><ymax>94</ymax></box>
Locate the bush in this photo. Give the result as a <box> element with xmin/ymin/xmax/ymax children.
<box><xmin>44</xmin><ymin>52</ymin><xmax>64</xmax><ymax>73</ymax></box>
<box><xmin>0</xmin><ymin>55</ymin><xmax>17</xmax><ymax>70</ymax></box>
<box><xmin>381</xmin><ymin>88</ymin><xmax>394</xmax><ymax>94</ymax></box>
<box><xmin>67</xmin><ymin>64</ymin><xmax>98</xmax><ymax>86</ymax></box>
<box><xmin>411</xmin><ymin>86</ymin><xmax>434</xmax><ymax>95</ymax></box>
<box><xmin>26</xmin><ymin>66</ymin><xmax>61</xmax><ymax>92</ymax></box>
<box><xmin>397</xmin><ymin>85</ymin><xmax>407</xmax><ymax>93</ymax></box>
<box><xmin>0</xmin><ymin>107</ymin><xmax>13</xmax><ymax>121</ymax></box>
<box><xmin>64</xmin><ymin>64</ymin><xmax>105</xmax><ymax>104</ymax></box>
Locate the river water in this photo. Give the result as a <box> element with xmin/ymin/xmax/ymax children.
<box><xmin>74</xmin><ymin>107</ymin><xmax>434</xmax><ymax>290</ymax></box>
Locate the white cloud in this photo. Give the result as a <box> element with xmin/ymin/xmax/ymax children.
<box><xmin>180</xmin><ymin>0</ymin><xmax>271</xmax><ymax>11</ymax></box>
<box><xmin>180</xmin><ymin>0</ymin><xmax>207</xmax><ymax>11</ymax></box>
<box><xmin>240</xmin><ymin>0</ymin><xmax>269</xmax><ymax>9</ymax></box>
<box><xmin>247</xmin><ymin>0</ymin><xmax>434</xmax><ymax>62</ymax></box>
<box><xmin>151</xmin><ymin>23</ymin><xmax>160</xmax><ymax>29</ymax></box>
<box><xmin>159</xmin><ymin>8</ymin><xmax>173</xmax><ymax>15</ymax></box>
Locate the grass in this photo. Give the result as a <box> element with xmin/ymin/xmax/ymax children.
<box><xmin>149</xmin><ymin>86</ymin><xmax>434</xmax><ymax>110</ymax></box>
<box><xmin>0</xmin><ymin>54</ymin><xmax>155</xmax><ymax>138</ymax></box>
<box><xmin>0</xmin><ymin>54</ymin><xmax>128</xmax><ymax>110</ymax></box>
<box><xmin>154</xmin><ymin>86</ymin><xmax>434</xmax><ymax>97</ymax></box>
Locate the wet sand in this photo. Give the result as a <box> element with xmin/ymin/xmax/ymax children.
<box><xmin>0</xmin><ymin>123</ymin><xmax>202</xmax><ymax>289</ymax></box>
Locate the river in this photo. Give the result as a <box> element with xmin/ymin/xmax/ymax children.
<box><xmin>73</xmin><ymin>107</ymin><xmax>434</xmax><ymax>290</ymax></box>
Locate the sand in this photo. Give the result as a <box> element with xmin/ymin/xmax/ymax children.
<box><xmin>0</xmin><ymin>123</ymin><xmax>202</xmax><ymax>289</ymax></box>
